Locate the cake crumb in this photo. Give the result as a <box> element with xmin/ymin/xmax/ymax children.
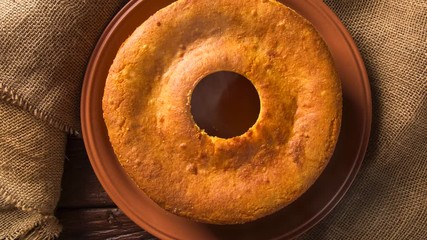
<box><xmin>186</xmin><ymin>163</ymin><xmax>198</xmax><ymax>175</ymax></box>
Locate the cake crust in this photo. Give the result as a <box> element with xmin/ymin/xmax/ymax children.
<box><xmin>102</xmin><ymin>0</ymin><xmax>342</xmax><ymax>224</ymax></box>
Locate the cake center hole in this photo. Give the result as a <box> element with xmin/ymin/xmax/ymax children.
<box><xmin>190</xmin><ymin>71</ymin><xmax>260</xmax><ymax>138</ymax></box>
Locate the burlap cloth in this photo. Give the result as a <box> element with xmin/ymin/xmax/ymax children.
<box><xmin>0</xmin><ymin>1</ymin><xmax>126</xmax><ymax>239</ymax></box>
<box><xmin>0</xmin><ymin>0</ymin><xmax>425</xmax><ymax>239</ymax></box>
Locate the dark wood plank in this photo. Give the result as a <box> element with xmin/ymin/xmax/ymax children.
<box><xmin>57</xmin><ymin>208</ymin><xmax>157</xmax><ymax>240</ymax></box>
<box><xmin>59</xmin><ymin>136</ymin><xmax>114</xmax><ymax>208</ymax></box>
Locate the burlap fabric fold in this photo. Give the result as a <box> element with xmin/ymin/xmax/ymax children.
<box><xmin>0</xmin><ymin>0</ymin><xmax>426</xmax><ymax>239</ymax></box>
<box><xmin>302</xmin><ymin>0</ymin><xmax>427</xmax><ymax>239</ymax></box>
<box><xmin>0</xmin><ymin>1</ymin><xmax>125</xmax><ymax>239</ymax></box>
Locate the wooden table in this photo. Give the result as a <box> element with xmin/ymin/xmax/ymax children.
<box><xmin>57</xmin><ymin>136</ymin><xmax>157</xmax><ymax>239</ymax></box>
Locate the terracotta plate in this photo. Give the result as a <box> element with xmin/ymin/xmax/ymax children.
<box><xmin>81</xmin><ymin>0</ymin><xmax>372</xmax><ymax>239</ymax></box>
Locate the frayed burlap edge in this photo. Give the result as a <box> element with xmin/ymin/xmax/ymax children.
<box><xmin>0</xmin><ymin>82</ymin><xmax>80</xmax><ymax>137</ymax></box>
<box><xmin>0</xmin><ymin>186</ymin><xmax>47</xmax><ymax>215</ymax></box>
<box><xmin>0</xmin><ymin>216</ymin><xmax>61</xmax><ymax>240</ymax></box>
<box><xmin>0</xmin><ymin>186</ymin><xmax>61</xmax><ymax>240</ymax></box>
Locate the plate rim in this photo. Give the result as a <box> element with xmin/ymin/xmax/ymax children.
<box><xmin>81</xmin><ymin>0</ymin><xmax>372</xmax><ymax>239</ymax></box>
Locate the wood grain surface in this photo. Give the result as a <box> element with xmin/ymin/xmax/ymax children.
<box><xmin>57</xmin><ymin>136</ymin><xmax>157</xmax><ymax>239</ymax></box>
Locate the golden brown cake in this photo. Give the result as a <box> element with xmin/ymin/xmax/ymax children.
<box><xmin>102</xmin><ymin>0</ymin><xmax>342</xmax><ymax>224</ymax></box>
